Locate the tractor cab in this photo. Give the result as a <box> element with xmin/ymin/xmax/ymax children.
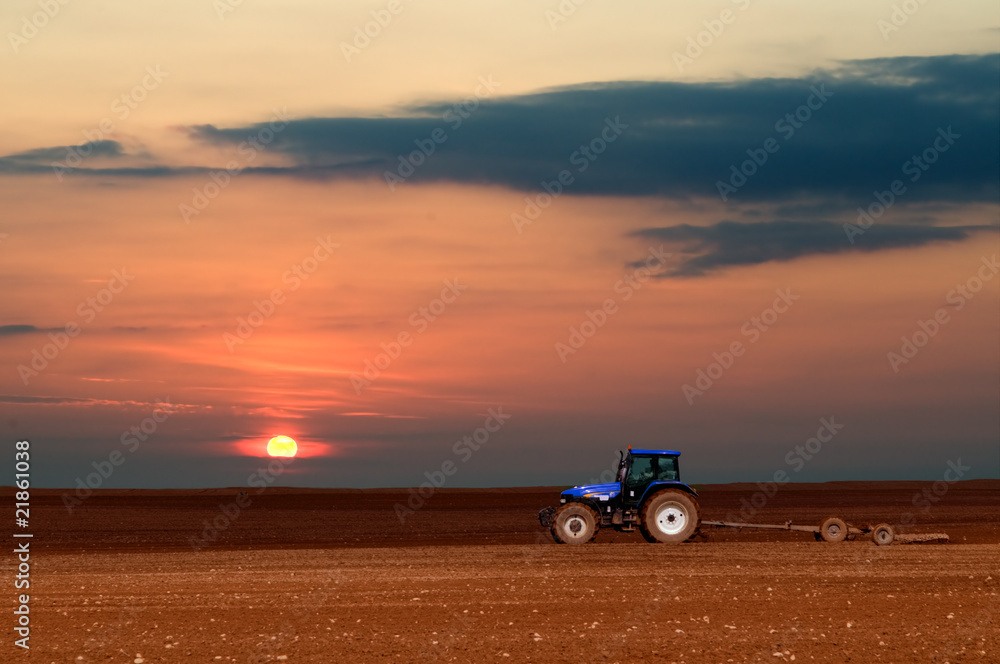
<box><xmin>620</xmin><ymin>448</ymin><xmax>681</xmax><ymax>506</ymax></box>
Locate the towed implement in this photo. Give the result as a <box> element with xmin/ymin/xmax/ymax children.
<box><xmin>700</xmin><ymin>518</ymin><xmax>948</xmax><ymax>544</ymax></box>
<box><xmin>701</xmin><ymin>517</ymin><xmax>898</xmax><ymax>545</ymax></box>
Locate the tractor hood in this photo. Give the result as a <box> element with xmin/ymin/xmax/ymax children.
<box><xmin>561</xmin><ymin>482</ymin><xmax>621</xmax><ymax>501</ymax></box>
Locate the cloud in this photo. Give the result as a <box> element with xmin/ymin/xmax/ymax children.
<box><xmin>185</xmin><ymin>54</ymin><xmax>998</xmax><ymax>203</ymax></box>
<box><xmin>0</xmin><ymin>324</ymin><xmax>61</xmax><ymax>336</ymax></box>
<box><xmin>0</xmin><ymin>394</ymin><xmax>200</xmax><ymax>410</ymax></box>
<box><xmin>632</xmin><ymin>220</ymin><xmax>995</xmax><ymax>276</ymax></box>
<box><xmin>0</xmin><ymin>394</ymin><xmax>92</xmax><ymax>404</ymax></box>
<box><xmin>0</xmin><ymin>324</ymin><xmax>155</xmax><ymax>337</ymax></box>
<box><xmin>2</xmin><ymin>54</ymin><xmax>996</xmax><ymax>207</ymax></box>
<box><xmin>0</xmin><ymin>140</ymin><xmax>125</xmax><ymax>174</ymax></box>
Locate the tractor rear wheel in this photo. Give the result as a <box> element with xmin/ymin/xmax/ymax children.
<box><xmin>639</xmin><ymin>490</ymin><xmax>700</xmax><ymax>544</ymax></box>
<box><xmin>551</xmin><ymin>503</ymin><xmax>599</xmax><ymax>545</ymax></box>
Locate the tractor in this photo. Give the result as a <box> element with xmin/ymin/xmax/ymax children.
<box><xmin>538</xmin><ymin>447</ymin><xmax>700</xmax><ymax>544</ymax></box>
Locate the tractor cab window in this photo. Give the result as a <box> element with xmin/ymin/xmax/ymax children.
<box><xmin>625</xmin><ymin>455</ymin><xmax>678</xmax><ymax>489</ymax></box>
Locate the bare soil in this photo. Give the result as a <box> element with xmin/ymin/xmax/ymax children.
<box><xmin>5</xmin><ymin>480</ymin><xmax>998</xmax><ymax>662</ymax></box>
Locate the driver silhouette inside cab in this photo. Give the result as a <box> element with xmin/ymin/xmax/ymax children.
<box><xmin>627</xmin><ymin>456</ymin><xmax>657</xmax><ymax>488</ymax></box>
<box><xmin>645</xmin><ymin>456</ymin><xmax>661</xmax><ymax>482</ymax></box>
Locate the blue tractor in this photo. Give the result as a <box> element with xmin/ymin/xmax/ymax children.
<box><xmin>538</xmin><ymin>448</ymin><xmax>700</xmax><ymax>544</ymax></box>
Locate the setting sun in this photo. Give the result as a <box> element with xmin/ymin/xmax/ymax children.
<box><xmin>266</xmin><ymin>435</ymin><xmax>298</xmax><ymax>458</ymax></box>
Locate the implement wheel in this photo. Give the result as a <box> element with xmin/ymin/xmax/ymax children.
<box><xmin>872</xmin><ymin>523</ymin><xmax>895</xmax><ymax>546</ymax></box>
<box><xmin>551</xmin><ymin>503</ymin><xmax>599</xmax><ymax>545</ymax></box>
<box><xmin>819</xmin><ymin>516</ymin><xmax>847</xmax><ymax>543</ymax></box>
<box><xmin>639</xmin><ymin>490</ymin><xmax>700</xmax><ymax>544</ymax></box>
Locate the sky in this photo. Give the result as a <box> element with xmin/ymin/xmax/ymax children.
<box><xmin>1</xmin><ymin>1</ymin><xmax>998</xmax><ymax>489</ymax></box>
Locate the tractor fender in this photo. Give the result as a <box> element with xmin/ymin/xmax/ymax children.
<box><xmin>577</xmin><ymin>497</ymin><xmax>611</xmax><ymax>517</ymax></box>
<box><xmin>637</xmin><ymin>481</ymin><xmax>699</xmax><ymax>507</ymax></box>
<box><xmin>563</xmin><ymin>496</ymin><xmax>616</xmax><ymax>525</ymax></box>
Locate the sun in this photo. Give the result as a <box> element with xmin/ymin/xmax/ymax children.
<box><xmin>266</xmin><ymin>435</ymin><xmax>298</xmax><ymax>457</ymax></box>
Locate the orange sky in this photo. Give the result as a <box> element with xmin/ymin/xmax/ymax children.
<box><xmin>1</xmin><ymin>1</ymin><xmax>997</xmax><ymax>487</ymax></box>
<box><xmin>1</xmin><ymin>174</ymin><xmax>996</xmax><ymax>486</ymax></box>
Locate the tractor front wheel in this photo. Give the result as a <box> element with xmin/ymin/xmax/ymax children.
<box><xmin>639</xmin><ymin>490</ymin><xmax>700</xmax><ymax>544</ymax></box>
<box><xmin>551</xmin><ymin>503</ymin><xmax>599</xmax><ymax>545</ymax></box>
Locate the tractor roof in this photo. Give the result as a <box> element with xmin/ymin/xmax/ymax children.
<box><xmin>629</xmin><ymin>448</ymin><xmax>681</xmax><ymax>455</ymax></box>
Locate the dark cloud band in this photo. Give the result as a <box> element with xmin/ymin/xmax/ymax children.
<box><xmin>2</xmin><ymin>55</ymin><xmax>996</xmax><ymax>208</ymax></box>
<box><xmin>632</xmin><ymin>220</ymin><xmax>995</xmax><ymax>277</ymax></box>
<box><xmin>187</xmin><ymin>54</ymin><xmax>998</xmax><ymax>203</ymax></box>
